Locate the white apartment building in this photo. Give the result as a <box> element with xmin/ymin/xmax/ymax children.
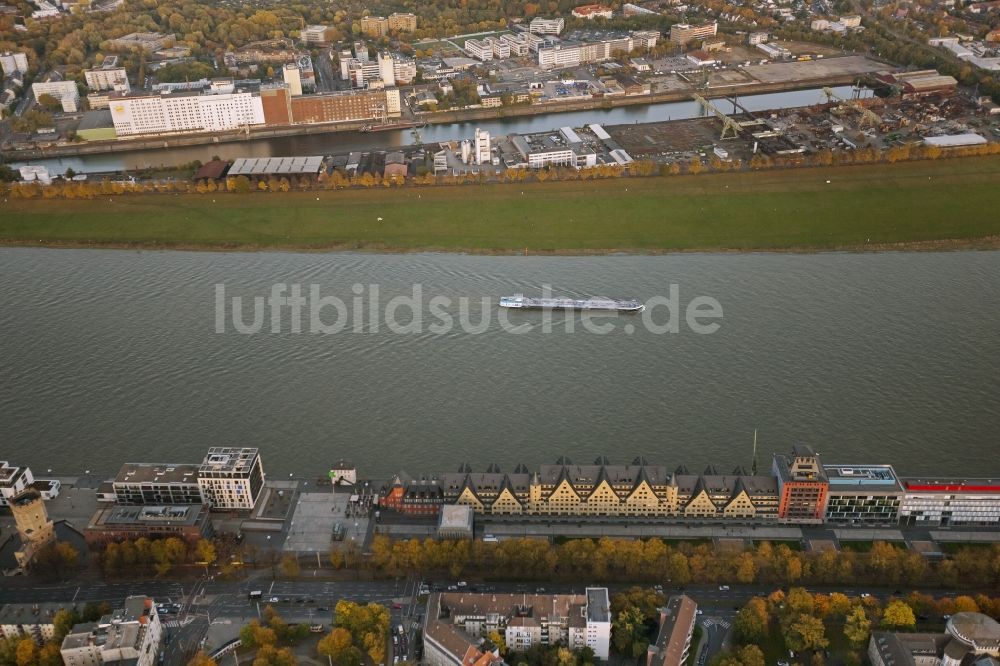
<box><xmin>465</xmin><ymin>38</ymin><xmax>495</xmax><ymax>62</ymax></box>
<box><xmin>31</xmin><ymin>79</ymin><xmax>79</xmax><ymax>112</ymax></box>
<box><xmin>347</xmin><ymin>59</ymin><xmax>382</xmax><ymax>87</ymax></box>
<box><xmin>354</xmin><ymin>41</ymin><xmax>369</xmax><ymax>62</ymax></box>
<box><xmin>196</xmin><ymin>447</ymin><xmax>265</xmax><ymax>511</ymax></box>
<box><xmin>110</xmin><ymin>88</ymin><xmax>265</xmax><ymax>136</ymax></box>
<box><xmin>301</xmin><ymin>25</ymin><xmax>330</xmax><ymax>44</ymax></box>
<box><xmin>529</xmin><ymin>17</ymin><xmax>565</xmax><ymax>35</ymax></box>
<box><xmin>339</xmin><ymin>49</ymin><xmax>353</xmax><ymax>79</ymax></box>
<box><xmin>538</xmin><ymin>44</ymin><xmax>581</xmax><ymax>67</ymax></box>
<box><xmin>385</xmin><ymin>87</ymin><xmax>401</xmax><ymax>116</ymax></box>
<box><xmin>0</xmin><ymin>462</ymin><xmax>34</xmax><ymax>507</ymax></box>
<box><xmin>525</xmin><ymin>33</ymin><xmax>547</xmax><ymax>52</ymax></box>
<box><xmin>489</xmin><ymin>37</ymin><xmax>511</xmax><ymax>59</ymax></box>
<box><xmin>378</xmin><ymin>52</ymin><xmax>395</xmax><ymax>87</ymax></box>
<box><xmin>633</xmin><ymin>30</ymin><xmax>660</xmax><ymax>49</ymax></box>
<box><xmin>392</xmin><ymin>58</ymin><xmax>417</xmax><ymax>84</ymax></box>
<box><xmin>501</xmin><ymin>33</ymin><xmax>531</xmax><ymax>56</ymax></box>
<box><xmin>84</xmin><ymin>56</ymin><xmax>130</xmax><ymax>92</ymax></box>
<box><xmin>538</xmin><ymin>37</ymin><xmax>632</xmax><ymax>68</ymax></box>
<box><xmin>669</xmin><ymin>22</ymin><xmax>718</xmax><ymax>46</ymax></box>
<box><xmin>61</xmin><ymin>597</ymin><xmax>161</xmax><ymax>666</ymax></box>
<box><xmin>0</xmin><ymin>52</ymin><xmax>29</xmax><ymax>76</ymax></box>
<box><xmin>84</xmin><ymin>67</ymin><xmax>129</xmax><ymax>93</ymax></box>
<box><xmin>583</xmin><ymin>588</ymin><xmax>611</xmax><ymax>659</ymax></box>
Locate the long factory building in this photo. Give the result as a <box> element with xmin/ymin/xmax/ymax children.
<box><xmin>108</xmin><ymin>79</ymin><xmax>400</xmax><ymax>138</ymax></box>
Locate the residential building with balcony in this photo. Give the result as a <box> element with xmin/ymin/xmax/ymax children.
<box><xmin>196</xmin><ymin>447</ymin><xmax>265</xmax><ymax>511</ymax></box>
<box><xmin>0</xmin><ymin>462</ymin><xmax>34</xmax><ymax>506</ymax></box>
<box><xmin>669</xmin><ymin>22</ymin><xmax>718</xmax><ymax>46</ymax></box>
<box><xmin>823</xmin><ymin>464</ymin><xmax>903</xmax><ymax>525</ymax></box>
<box><xmin>423</xmin><ymin>588</ymin><xmax>611</xmax><ymax>666</ymax></box>
<box><xmin>647</xmin><ymin>595</ymin><xmax>697</xmax><ymax>666</ymax></box>
<box><xmin>112</xmin><ymin>463</ymin><xmax>203</xmax><ymax>505</ymax></box>
<box><xmin>84</xmin><ymin>56</ymin><xmax>130</xmax><ymax>92</ymax></box>
<box><xmin>61</xmin><ymin>597</ymin><xmax>161</xmax><ymax>666</ymax></box>
<box><xmin>31</xmin><ymin>78</ymin><xmax>79</xmax><ymax>112</ymax></box>
<box><xmin>0</xmin><ymin>603</ymin><xmax>70</xmax><ymax>643</ymax></box>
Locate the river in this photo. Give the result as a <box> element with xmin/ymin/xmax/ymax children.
<box><xmin>0</xmin><ymin>248</ymin><xmax>997</xmax><ymax>480</ymax></box>
<box><xmin>15</xmin><ymin>85</ymin><xmax>870</xmax><ymax>175</ymax></box>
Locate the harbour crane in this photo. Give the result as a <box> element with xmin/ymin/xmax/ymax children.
<box><xmin>823</xmin><ymin>86</ymin><xmax>881</xmax><ymax>128</ymax></box>
<box><xmin>693</xmin><ymin>93</ymin><xmax>742</xmax><ymax>140</ymax></box>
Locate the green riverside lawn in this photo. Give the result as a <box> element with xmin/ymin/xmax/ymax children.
<box><xmin>4</xmin><ymin>157</ymin><xmax>1000</xmax><ymax>252</ymax></box>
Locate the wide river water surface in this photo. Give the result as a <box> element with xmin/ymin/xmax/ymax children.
<box><xmin>1</xmin><ymin>248</ymin><xmax>998</xmax><ymax>480</ymax></box>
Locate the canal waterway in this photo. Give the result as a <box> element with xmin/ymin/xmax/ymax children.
<box><xmin>14</xmin><ymin>85</ymin><xmax>871</xmax><ymax>175</ymax></box>
<box><xmin>0</xmin><ymin>248</ymin><xmax>997</xmax><ymax>480</ymax></box>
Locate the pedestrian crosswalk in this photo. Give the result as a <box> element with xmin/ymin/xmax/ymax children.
<box><xmin>700</xmin><ymin>618</ymin><xmax>732</xmax><ymax>630</ymax></box>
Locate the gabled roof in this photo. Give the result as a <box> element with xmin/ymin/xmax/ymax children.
<box><xmin>553</xmin><ymin>466</ymin><xmax>580</xmax><ymax>496</ymax></box>
<box><xmin>587</xmin><ymin>466</ymin><xmax>615</xmax><ymax>498</ymax></box>
<box><xmin>685</xmin><ymin>477</ymin><xmax>714</xmax><ymax>508</ymax></box>
<box><xmin>631</xmin><ymin>465</ymin><xmax>654</xmax><ymax>492</ymax></box>
<box><xmin>729</xmin><ymin>477</ymin><xmax>750</xmax><ymax>503</ymax></box>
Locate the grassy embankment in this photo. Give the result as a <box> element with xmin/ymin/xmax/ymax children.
<box><xmin>3</xmin><ymin>157</ymin><xmax>1000</xmax><ymax>252</ymax></box>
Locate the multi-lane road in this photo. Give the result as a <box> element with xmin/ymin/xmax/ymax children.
<box><xmin>0</xmin><ymin>573</ymin><xmax>974</xmax><ymax>609</ymax></box>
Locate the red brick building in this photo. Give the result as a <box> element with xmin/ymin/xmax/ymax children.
<box><xmin>773</xmin><ymin>445</ymin><xmax>829</xmax><ymax>524</ymax></box>
<box><xmin>379</xmin><ymin>473</ymin><xmax>444</xmax><ymax>516</ymax></box>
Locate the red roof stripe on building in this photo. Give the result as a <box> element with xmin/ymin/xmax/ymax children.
<box><xmin>906</xmin><ymin>484</ymin><xmax>1000</xmax><ymax>492</ymax></box>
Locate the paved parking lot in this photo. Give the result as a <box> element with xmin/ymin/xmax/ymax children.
<box><xmin>744</xmin><ymin>54</ymin><xmax>884</xmax><ymax>83</ymax></box>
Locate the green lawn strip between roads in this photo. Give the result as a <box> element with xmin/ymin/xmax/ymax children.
<box><xmin>3</xmin><ymin>157</ymin><xmax>1000</xmax><ymax>252</ymax></box>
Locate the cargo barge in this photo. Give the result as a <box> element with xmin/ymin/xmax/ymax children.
<box><xmin>499</xmin><ymin>294</ymin><xmax>644</xmax><ymax>312</ymax></box>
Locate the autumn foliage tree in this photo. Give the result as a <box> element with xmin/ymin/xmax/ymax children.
<box><xmin>881</xmin><ymin>600</ymin><xmax>917</xmax><ymax>630</ymax></box>
<box><xmin>844</xmin><ymin>606</ymin><xmax>872</xmax><ymax>648</ymax></box>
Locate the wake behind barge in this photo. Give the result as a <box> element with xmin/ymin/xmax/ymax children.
<box><xmin>499</xmin><ymin>294</ymin><xmax>644</xmax><ymax>312</ymax></box>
